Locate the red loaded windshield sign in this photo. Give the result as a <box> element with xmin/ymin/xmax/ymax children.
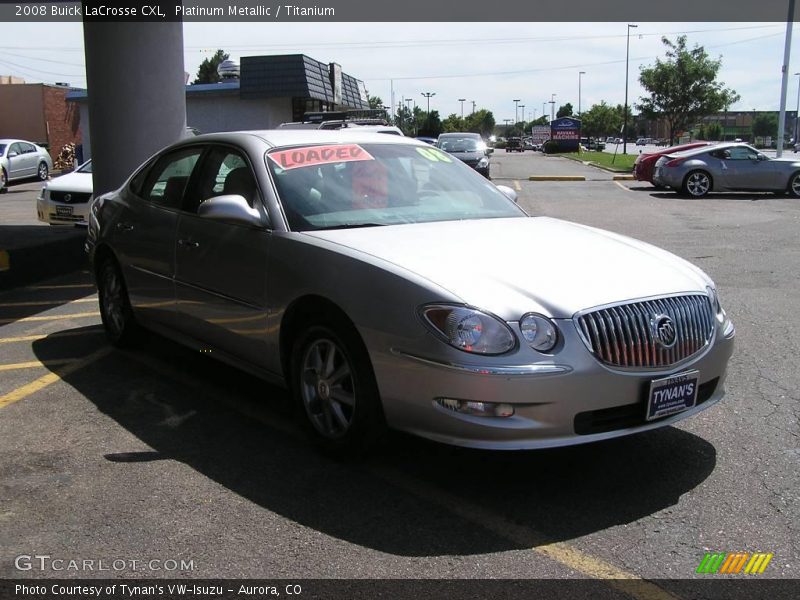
<box><xmin>268</xmin><ymin>144</ymin><xmax>375</xmax><ymax>170</ymax></box>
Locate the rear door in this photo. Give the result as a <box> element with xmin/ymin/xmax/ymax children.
<box><xmin>6</xmin><ymin>143</ymin><xmax>27</xmax><ymax>179</ymax></box>
<box><xmin>110</xmin><ymin>146</ymin><xmax>205</xmax><ymax>327</ymax></box>
<box><xmin>173</xmin><ymin>145</ymin><xmax>272</xmax><ymax>367</ymax></box>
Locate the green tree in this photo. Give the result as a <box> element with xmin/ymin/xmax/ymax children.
<box><xmin>752</xmin><ymin>113</ymin><xmax>778</xmax><ymax>139</ymax></box>
<box><xmin>556</xmin><ymin>103</ymin><xmax>574</xmax><ymax>118</ymax></box>
<box><xmin>705</xmin><ymin>122</ymin><xmax>722</xmax><ymax>140</ymax></box>
<box><xmin>442</xmin><ymin>113</ymin><xmax>465</xmax><ymax>132</ymax></box>
<box><xmin>579</xmin><ymin>101</ymin><xmax>621</xmax><ymax>137</ymax></box>
<box><xmin>368</xmin><ymin>95</ymin><xmax>384</xmax><ymax>109</ymax></box>
<box><xmin>193</xmin><ymin>49</ymin><xmax>229</xmax><ymax>84</ymax></box>
<box><xmin>637</xmin><ymin>36</ymin><xmax>739</xmax><ymax>144</ymax></box>
<box><xmin>464</xmin><ymin>109</ymin><xmax>496</xmax><ymax>137</ymax></box>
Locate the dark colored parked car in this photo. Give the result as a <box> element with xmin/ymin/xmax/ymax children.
<box><xmin>634</xmin><ymin>142</ymin><xmax>713</xmax><ymax>187</ymax></box>
<box><xmin>436</xmin><ymin>133</ymin><xmax>492</xmax><ymax>178</ymax></box>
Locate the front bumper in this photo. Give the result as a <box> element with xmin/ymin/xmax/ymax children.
<box><xmin>37</xmin><ymin>196</ymin><xmax>90</xmax><ymax>226</ymax></box>
<box><xmin>369</xmin><ymin>318</ymin><xmax>734</xmax><ymax>450</ymax></box>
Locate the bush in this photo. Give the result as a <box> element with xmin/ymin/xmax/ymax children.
<box><xmin>542</xmin><ymin>140</ymin><xmax>560</xmax><ymax>154</ymax></box>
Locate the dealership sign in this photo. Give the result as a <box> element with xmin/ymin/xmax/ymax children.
<box><xmin>531</xmin><ymin>126</ymin><xmax>550</xmax><ymax>144</ymax></box>
<box><xmin>550</xmin><ymin>117</ymin><xmax>581</xmax><ymax>151</ymax></box>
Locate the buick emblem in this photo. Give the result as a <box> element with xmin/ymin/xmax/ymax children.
<box><xmin>64</xmin><ymin>193</ymin><xmax>72</xmax><ymax>202</ymax></box>
<box><xmin>652</xmin><ymin>315</ymin><xmax>677</xmax><ymax>348</ymax></box>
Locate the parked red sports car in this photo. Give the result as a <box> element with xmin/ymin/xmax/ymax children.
<box><xmin>633</xmin><ymin>142</ymin><xmax>713</xmax><ymax>186</ymax></box>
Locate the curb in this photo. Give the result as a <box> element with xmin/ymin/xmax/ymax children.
<box><xmin>529</xmin><ymin>175</ymin><xmax>586</xmax><ymax>181</ymax></box>
<box><xmin>612</xmin><ymin>175</ymin><xmax>635</xmax><ymax>180</ymax></box>
<box><xmin>0</xmin><ymin>231</ymin><xmax>88</xmax><ymax>291</ymax></box>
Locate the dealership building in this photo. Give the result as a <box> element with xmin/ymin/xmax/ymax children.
<box><xmin>66</xmin><ymin>54</ymin><xmax>370</xmax><ymax>160</ymax></box>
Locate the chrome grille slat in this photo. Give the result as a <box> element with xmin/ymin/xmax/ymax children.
<box><xmin>576</xmin><ymin>294</ymin><xmax>714</xmax><ymax>369</ymax></box>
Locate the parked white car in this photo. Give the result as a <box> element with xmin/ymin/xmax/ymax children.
<box><xmin>0</xmin><ymin>138</ymin><xmax>53</xmax><ymax>191</ymax></box>
<box><xmin>37</xmin><ymin>159</ymin><xmax>93</xmax><ymax>226</ymax></box>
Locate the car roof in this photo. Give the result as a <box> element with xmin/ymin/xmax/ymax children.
<box><xmin>178</xmin><ymin>129</ymin><xmax>425</xmax><ymax>149</ymax></box>
<box><xmin>665</xmin><ymin>141</ymin><xmax>750</xmax><ymax>158</ymax></box>
<box><xmin>438</xmin><ymin>132</ymin><xmax>481</xmax><ymax>138</ymax></box>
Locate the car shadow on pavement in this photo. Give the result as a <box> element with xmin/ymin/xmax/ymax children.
<box><xmin>648</xmin><ymin>191</ymin><xmax>783</xmax><ymax>201</ymax></box>
<box><xmin>32</xmin><ymin>327</ymin><xmax>718</xmax><ymax>557</ymax></box>
<box><xmin>0</xmin><ymin>268</ymin><xmax>94</xmax><ymax>323</ymax></box>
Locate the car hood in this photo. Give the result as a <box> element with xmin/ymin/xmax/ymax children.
<box><xmin>445</xmin><ymin>150</ymin><xmax>485</xmax><ymax>161</ymax></box>
<box><xmin>304</xmin><ymin>217</ymin><xmax>711</xmax><ymax>319</ymax></box>
<box><xmin>44</xmin><ymin>171</ymin><xmax>93</xmax><ymax>193</ymax></box>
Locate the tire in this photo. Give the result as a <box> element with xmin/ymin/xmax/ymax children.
<box><xmin>0</xmin><ymin>168</ymin><xmax>6</xmax><ymax>193</ymax></box>
<box><xmin>97</xmin><ymin>256</ymin><xmax>140</xmax><ymax>347</ymax></box>
<box><xmin>291</xmin><ymin>319</ymin><xmax>385</xmax><ymax>454</ymax></box>
<box><xmin>788</xmin><ymin>172</ymin><xmax>800</xmax><ymax>197</ymax></box>
<box><xmin>37</xmin><ymin>162</ymin><xmax>49</xmax><ymax>181</ymax></box>
<box><xmin>682</xmin><ymin>170</ymin><xmax>712</xmax><ymax>198</ymax></box>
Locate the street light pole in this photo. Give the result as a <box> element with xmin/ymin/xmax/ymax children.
<box><xmin>421</xmin><ymin>91</ymin><xmax>435</xmax><ymax>132</ymax></box>
<box><xmin>513</xmin><ymin>99</ymin><xmax>521</xmax><ymax>125</ymax></box>
<box><xmin>794</xmin><ymin>73</ymin><xmax>800</xmax><ymax>145</ymax></box>
<box><xmin>458</xmin><ymin>98</ymin><xmax>466</xmax><ymax>121</ymax></box>
<box><xmin>623</xmin><ymin>23</ymin><xmax>638</xmax><ymax>155</ymax></box>
<box><xmin>404</xmin><ymin>98</ymin><xmax>414</xmax><ymax>135</ymax></box>
<box><xmin>543</xmin><ymin>102</ymin><xmax>547</xmax><ymax>122</ymax></box>
<box><xmin>519</xmin><ymin>105</ymin><xmax>525</xmax><ymax>124</ymax></box>
<box><xmin>578</xmin><ymin>71</ymin><xmax>586</xmax><ymax>116</ymax></box>
<box><xmin>471</xmin><ymin>100</ymin><xmax>476</xmax><ymax>114</ymax></box>
<box><xmin>549</xmin><ymin>93</ymin><xmax>557</xmax><ymax>122</ymax></box>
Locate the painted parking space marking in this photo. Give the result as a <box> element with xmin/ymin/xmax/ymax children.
<box><xmin>0</xmin><ymin>297</ymin><xmax>97</xmax><ymax>308</ymax></box>
<box><xmin>0</xmin><ymin>328</ymin><xmax>103</xmax><ymax>345</ymax></box>
<box><xmin>0</xmin><ymin>359</ymin><xmax>77</xmax><ymax>372</ymax></box>
<box><xmin>0</xmin><ymin>346</ymin><xmax>112</xmax><ymax>410</ymax></box>
<box><xmin>0</xmin><ymin>311</ymin><xmax>101</xmax><ymax>325</ymax></box>
<box><xmin>614</xmin><ymin>181</ymin><xmax>634</xmax><ymax>193</ymax></box>
<box><xmin>25</xmin><ymin>283</ymin><xmax>94</xmax><ymax>290</ymax></box>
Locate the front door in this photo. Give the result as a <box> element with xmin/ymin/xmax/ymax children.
<box><xmin>173</xmin><ymin>146</ymin><xmax>272</xmax><ymax>369</ymax></box>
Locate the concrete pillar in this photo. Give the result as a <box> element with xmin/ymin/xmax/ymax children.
<box><xmin>83</xmin><ymin>22</ymin><xmax>186</xmax><ymax>196</ymax></box>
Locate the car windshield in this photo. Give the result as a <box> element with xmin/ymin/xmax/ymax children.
<box><xmin>76</xmin><ymin>160</ymin><xmax>93</xmax><ymax>174</ymax></box>
<box><xmin>437</xmin><ymin>138</ymin><xmax>482</xmax><ymax>152</ymax></box>
<box><xmin>266</xmin><ymin>143</ymin><xmax>524</xmax><ymax>231</ymax></box>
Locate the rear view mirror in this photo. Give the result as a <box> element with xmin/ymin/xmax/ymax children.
<box><xmin>198</xmin><ymin>194</ymin><xmax>263</xmax><ymax>227</ymax></box>
<box><xmin>496</xmin><ymin>185</ymin><xmax>518</xmax><ymax>203</ymax></box>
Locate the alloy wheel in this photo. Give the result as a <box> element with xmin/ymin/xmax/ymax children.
<box><xmin>686</xmin><ymin>172</ymin><xmax>710</xmax><ymax>197</ymax></box>
<box><xmin>100</xmin><ymin>262</ymin><xmax>126</xmax><ymax>337</ymax></box>
<box><xmin>300</xmin><ymin>338</ymin><xmax>356</xmax><ymax>439</ymax></box>
<box><xmin>38</xmin><ymin>163</ymin><xmax>49</xmax><ymax>180</ymax></box>
<box><xmin>791</xmin><ymin>174</ymin><xmax>800</xmax><ymax>197</ymax></box>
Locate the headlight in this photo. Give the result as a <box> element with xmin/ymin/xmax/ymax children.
<box><xmin>707</xmin><ymin>285</ymin><xmax>724</xmax><ymax>320</ymax></box>
<box><xmin>420</xmin><ymin>304</ymin><xmax>516</xmax><ymax>355</ymax></box>
<box><xmin>519</xmin><ymin>313</ymin><xmax>559</xmax><ymax>352</ymax></box>
<box><xmin>477</xmin><ymin>157</ymin><xmax>489</xmax><ymax>168</ymax></box>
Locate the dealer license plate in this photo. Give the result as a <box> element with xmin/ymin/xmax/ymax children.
<box><xmin>56</xmin><ymin>205</ymin><xmax>73</xmax><ymax>217</ymax></box>
<box><xmin>646</xmin><ymin>370</ymin><xmax>699</xmax><ymax>421</ymax></box>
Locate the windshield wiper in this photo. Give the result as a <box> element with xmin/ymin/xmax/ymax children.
<box><xmin>311</xmin><ymin>223</ymin><xmax>388</xmax><ymax>231</ymax></box>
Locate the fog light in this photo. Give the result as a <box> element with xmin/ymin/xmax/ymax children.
<box><xmin>435</xmin><ymin>398</ymin><xmax>515</xmax><ymax>417</ymax></box>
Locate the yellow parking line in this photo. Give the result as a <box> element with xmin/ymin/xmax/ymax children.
<box><xmin>614</xmin><ymin>181</ymin><xmax>633</xmax><ymax>193</ymax></box>
<box><xmin>0</xmin><ymin>346</ymin><xmax>113</xmax><ymax>410</ymax></box>
<box><xmin>372</xmin><ymin>468</ymin><xmax>680</xmax><ymax>600</ymax></box>
<box><xmin>0</xmin><ymin>328</ymin><xmax>103</xmax><ymax>344</ymax></box>
<box><xmin>0</xmin><ymin>298</ymin><xmax>97</xmax><ymax>307</ymax></box>
<box><xmin>0</xmin><ymin>311</ymin><xmax>100</xmax><ymax>325</ymax></box>
<box><xmin>513</xmin><ymin>179</ymin><xmax>522</xmax><ymax>191</ymax></box>
<box><xmin>26</xmin><ymin>284</ymin><xmax>94</xmax><ymax>290</ymax></box>
<box><xmin>0</xmin><ymin>359</ymin><xmax>76</xmax><ymax>372</ymax></box>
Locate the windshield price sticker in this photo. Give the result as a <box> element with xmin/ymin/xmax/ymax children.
<box><xmin>268</xmin><ymin>144</ymin><xmax>374</xmax><ymax>170</ymax></box>
<box><xmin>416</xmin><ymin>147</ymin><xmax>453</xmax><ymax>162</ymax></box>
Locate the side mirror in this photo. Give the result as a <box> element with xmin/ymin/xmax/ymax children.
<box><xmin>486</xmin><ymin>148</ymin><xmax>494</xmax><ymax>155</ymax></box>
<box><xmin>757</xmin><ymin>154</ymin><xmax>768</xmax><ymax>161</ymax></box>
<box><xmin>496</xmin><ymin>184</ymin><xmax>518</xmax><ymax>203</ymax></box>
<box><xmin>7</xmin><ymin>151</ymin><xmax>18</xmax><ymax>158</ymax></box>
<box><xmin>198</xmin><ymin>194</ymin><xmax>263</xmax><ymax>227</ymax></box>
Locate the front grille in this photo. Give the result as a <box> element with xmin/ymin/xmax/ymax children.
<box><xmin>50</xmin><ymin>191</ymin><xmax>92</xmax><ymax>204</ymax></box>
<box><xmin>576</xmin><ymin>294</ymin><xmax>715</xmax><ymax>369</ymax></box>
<box><xmin>573</xmin><ymin>377</ymin><xmax>719</xmax><ymax>435</ymax></box>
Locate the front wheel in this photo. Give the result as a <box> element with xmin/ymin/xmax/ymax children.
<box><xmin>37</xmin><ymin>162</ymin><xmax>49</xmax><ymax>181</ymax></box>
<box><xmin>788</xmin><ymin>172</ymin><xmax>800</xmax><ymax>197</ymax></box>
<box><xmin>291</xmin><ymin>321</ymin><xmax>384</xmax><ymax>454</ymax></box>
<box><xmin>682</xmin><ymin>171</ymin><xmax>712</xmax><ymax>198</ymax></box>
<box><xmin>97</xmin><ymin>257</ymin><xmax>140</xmax><ymax>347</ymax></box>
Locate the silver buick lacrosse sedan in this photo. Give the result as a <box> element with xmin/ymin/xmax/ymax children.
<box><xmin>87</xmin><ymin>130</ymin><xmax>735</xmax><ymax>452</ymax></box>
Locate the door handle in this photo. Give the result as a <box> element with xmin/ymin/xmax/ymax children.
<box><xmin>116</xmin><ymin>222</ymin><xmax>134</xmax><ymax>231</ymax></box>
<box><xmin>178</xmin><ymin>238</ymin><xmax>199</xmax><ymax>248</ymax></box>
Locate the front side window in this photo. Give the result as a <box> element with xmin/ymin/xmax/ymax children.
<box><xmin>140</xmin><ymin>147</ymin><xmax>203</xmax><ymax>209</ymax></box>
<box><xmin>727</xmin><ymin>146</ymin><xmax>759</xmax><ymax>161</ymax></box>
<box><xmin>8</xmin><ymin>143</ymin><xmax>21</xmax><ymax>156</ymax></box>
<box><xmin>266</xmin><ymin>143</ymin><xmax>523</xmax><ymax>231</ymax></box>
<box><xmin>189</xmin><ymin>147</ymin><xmax>259</xmax><ymax>213</ymax></box>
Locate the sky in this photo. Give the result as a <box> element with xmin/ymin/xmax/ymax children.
<box><xmin>1</xmin><ymin>21</ymin><xmax>798</xmax><ymax>122</ymax></box>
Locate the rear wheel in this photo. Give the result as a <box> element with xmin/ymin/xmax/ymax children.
<box><xmin>37</xmin><ymin>162</ymin><xmax>49</xmax><ymax>181</ymax></box>
<box><xmin>291</xmin><ymin>319</ymin><xmax>384</xmax><ymax>454</ymax></box>
<box><xmin>97</xmin><ymin>257</ymin><xmax>140</xmax><ymax>347</ymax></box>
<box><xmin>682</xmin><ymin>170</ymin><xmax>712</xmax><ymax>198</ymax></box>
<box><xmin>788</xmin><ymin>172</ymin><xmax>800</xmax><ymax>197</ymax></box>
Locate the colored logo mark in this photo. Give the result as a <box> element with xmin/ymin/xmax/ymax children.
<box><xmin>696</xmin><ymin>552</ymin><xmax>773</xmax><ymax>574</ymax></box>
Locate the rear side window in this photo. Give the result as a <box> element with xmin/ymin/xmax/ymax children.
<box><xmin>139</xmin><ymin>147</ymin><xmax>203</xmax><ymax>209</ymax></box>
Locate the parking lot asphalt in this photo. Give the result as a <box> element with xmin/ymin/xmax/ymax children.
<box><xmin>0</xmin><ymin>152</ymin><xmax>798</xmax><ymax>591</ymax></box>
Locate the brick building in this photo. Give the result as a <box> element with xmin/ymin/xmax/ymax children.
<box><xmin>0</xmin><ymin>80</ymin><xmax>82</xmax><ymax>161</ymax></box>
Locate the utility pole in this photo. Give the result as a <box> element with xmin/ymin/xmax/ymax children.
<box><xmin>471</xmin><ymin>100</ymin><xmax>476</xmax><ymax>114</ymax></box>
<box><xmin>623</xmin><ymin>23</ymin><xmax>638</xmax><ymax>154</ymax></box>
